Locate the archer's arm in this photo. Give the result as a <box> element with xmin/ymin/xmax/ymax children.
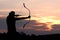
<box><xmin>15</xmin><ymin>16</ymin><xmax>31</xmax><ymax>20</ymax></box>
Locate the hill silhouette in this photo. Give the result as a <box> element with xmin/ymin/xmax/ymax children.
<box><xmin>0</xmin><ymin>32</ymin><xmax>60</xmax><ymax>40</ymax></box>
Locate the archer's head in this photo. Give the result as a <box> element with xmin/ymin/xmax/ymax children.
<box><xmin>9</xmin><ymin>11</ymin><xmax>15</xmax><ymax>16</ymax></box>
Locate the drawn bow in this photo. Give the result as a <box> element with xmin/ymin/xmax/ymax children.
<box><xmin>23</xmin><ymin>3</ymin><xmax>31</xmax><ymax>28</ymax></box>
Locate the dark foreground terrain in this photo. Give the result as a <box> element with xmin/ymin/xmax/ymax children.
<box><xmin>0</xmin><ymin>32</ymin><xmax>60</xmax><ymax>40</ymax></box>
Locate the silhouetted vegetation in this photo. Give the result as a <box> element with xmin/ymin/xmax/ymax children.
<box><xmin>0</xmin><ymin>32</ymin><xmax>60</xmax><ymax>40</ymax></box>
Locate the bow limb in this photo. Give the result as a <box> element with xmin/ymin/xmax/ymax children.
<box><xmin>23</xmin><ymin>3</ymin><xmax>31</xmax><ymax>28</ymax></box>
<box><xmin>23</xmin><ymin>3</ymin><xmax>30</xmax><ymax>16</ymax></box>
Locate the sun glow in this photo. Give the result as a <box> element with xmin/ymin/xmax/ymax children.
<box><xmin>37</xmin><ymin>16</ymin><xmax>60</xmax><ymax>24</ymax></box>
<box><xmin>45</xmin><ymin>22</ymin><xmax>53</xmax><ymax>31</ymax></box>
<box><xmin>31</xmin><ymin>16</ymin><xmax>60</xmax><ymax>24</ymax></box>
<box><xmin>31</xmin><ymin>16</ymin><xmax>60</xmax><ymax>31</ymax></box>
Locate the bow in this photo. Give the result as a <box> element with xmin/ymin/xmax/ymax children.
<box><xmin>23</xmin><ymin>3</ymin><xmax>31</xmax><ymax>28</ymax></box>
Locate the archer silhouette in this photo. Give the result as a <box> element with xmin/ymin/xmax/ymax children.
<box><xmin>6</xmin><ymin>11</ymin><xmax>31</xmax><ymax>34</ymax></box>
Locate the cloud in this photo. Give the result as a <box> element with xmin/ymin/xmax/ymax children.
<box><xmin>0</xmin><ymin>15</ymin><xmax>5</xmax><ymax>17</ymax></box>
<box><xmin>52</xmin><ymin>24</ymin><xmax>60</xmax><ymax>30</ymax></box>
<box><xmin>0</xmin><ymin>29</ymin><xmax>7</xmax><ymax>33</ymax></box>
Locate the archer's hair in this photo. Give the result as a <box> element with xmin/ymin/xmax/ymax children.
<box><xmin>9</xmin><ymin>11</ymin><xmax>15</xmax><ymax>16</ymax></box>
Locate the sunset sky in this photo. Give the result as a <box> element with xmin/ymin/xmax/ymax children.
<box><xmin>0</xmin><ymin>0</ymin><xmax>60</xmax><ymax>18</ymax></box>
<box><xmin>0</xmin><ymin>0</ymin><xmax>60</xmax><ymax>34</ymax></box>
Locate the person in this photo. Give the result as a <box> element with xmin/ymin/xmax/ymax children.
<box><xmin>6</xmin><ymin>11</ymin><xmax>31</xmax><ymax>33</ymax></box>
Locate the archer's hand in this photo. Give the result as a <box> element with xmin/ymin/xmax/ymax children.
<box><xmin>28</xmin><ymin>15</ymin><xmax>31</xmax><ymax>18</ymax></box>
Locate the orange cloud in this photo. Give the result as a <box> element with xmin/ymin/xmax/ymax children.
<box><xmin>0</xmin><ymin>29</ymin><xmax>7</xmax><ymax>33</ymax></box>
